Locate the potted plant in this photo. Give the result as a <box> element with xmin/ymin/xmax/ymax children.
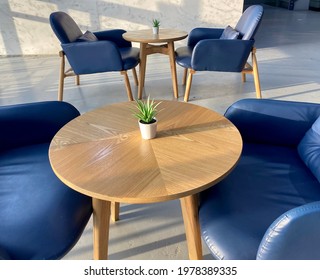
<box><xmin>132</xmin><ymin>96</ymin><xmax>161</xmax><ymax>139</ymax></box>
<box><xmin>152</xmin><ymin>19</ymin><xmax>160</xmax><ymax>35</ymax></box>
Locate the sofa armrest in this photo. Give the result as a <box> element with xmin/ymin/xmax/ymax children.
<box><xmin>62</xmin><ymin>40</ymin><xmax>123</xmax><ymax>74</ymax></box>
<box><xmin>225</xmin><ymin>99</ymin><xmax>320</xmax><ymax>146</ymax></box>
<box><xmin>257</xmin><ymin>201</ymin><xmax>320</xmax><ymax>260</ymax></box>
<box><xmin>0</xmin><ymin>101</ymin><xmax>80</xmax><ymax>152</ymax></box>
<box><xmin>191</xmin><ymin>39</ymin><xmax>254</xmax><ymax>72</ymax></box>
<box><xmin>93</xmin><ymin>29</ymin><xmax>132</xmax><ymax>48</ymax></box>
<box><xmin>188</xmin><ymin>27</ymin><xmax>224</xmax><ymax>47</ymax></box>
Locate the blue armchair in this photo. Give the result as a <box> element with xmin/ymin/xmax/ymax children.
<box><xmin>175</xmin><ymin>5</ymin><xmax>264</xmax><ymax>102</ymax></box>
<box><xmin>199</xmin><ymin>98</ymin><xmax>320</xmax><ymax>259</ymax></box>
<box><xmin>0</xmin><ymin>101</ymin><xmax>92</xmax><ymax>259</ymax></box>
<box><xmin>50</xmin><ymin>11</ymin><xmax>140</xmax><ymax>101</ymax></box>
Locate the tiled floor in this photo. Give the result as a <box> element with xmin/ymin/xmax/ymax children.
<box><xmin>1</xmin><ymin>5</ymin><xmax>319</xmax><ymax>260</ymax></box>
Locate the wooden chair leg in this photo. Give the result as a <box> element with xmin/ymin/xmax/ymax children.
<box><xmin>58</xmin><ymin>51</ymin><xmax>65</xmax><ymax>101</ymax></box>
<box><xmin>182</xmin><ymin>68</ymin><xmax>188</xmax><ymax>85</ymax></box>
<box><xmin>241</xmin><ymin>73</ymin><xmax>246</xmax><ymax>83</ymax></box>
<box><xmin>111</xmin><ymin>202</ymin><xmax>120</xmax><ymax>222</ymax></box>
<box><xmin>184</xmin><ymin>69</ymin><xmax>195</xmax><ymax>102</ymax></box>
<box><xmin>241</xmin><ymin>63</ymin><xmax>250</xmax><ymax>83</ymax></box>
<box><xmin>132</xmin><ymin>67</ymin><xmax>139</xmax><ymax>86</ymax></box>
<box><xmin>252</xmin><ymin>48</ymin><xmax>262</xmax><ymax>99</ymax></box>
<box><xmin>121</xmin><ymin>70</ymin><xmax>134</xmax><ymax>101</ymax></box>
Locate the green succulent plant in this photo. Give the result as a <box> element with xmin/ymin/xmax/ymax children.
<box><xmin>152</xmin><ymin>19</ymin><xmax>160</xmax><ymax>27</ymax></box>
<box><xmin>132</xmin><ymin>96</ymin><xmax>161</xmax><ymax>124</ymax></box>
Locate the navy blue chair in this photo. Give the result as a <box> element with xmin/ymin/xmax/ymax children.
<box><xmin>0</xmin><ymin>101</ymin><xmax>92</xmax><ymax>259</ymax></box>
<box><xmin>175</xmin><ymin>5</ymin><xmax>264</xmax><ymax>102</ymax></box>
<box><xmin>199</xmin><ymin>99</ymin><xmax>320</xmax><ymax>259</ymax></box>
<box><xmin>50</xmin><ymin>11</ymin><xmax>140</xmax><ymax>101</ymax></box>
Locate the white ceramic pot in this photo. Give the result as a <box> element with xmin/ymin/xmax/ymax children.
<box><xmin>152</xmin><ymin>27</ymin><xmax>159</xmax><ymax>35</ymax></box>
<box><xmin>139</xmin><ymin>119</ymin><xmax>157</xmax><ymax>139</ymax></box>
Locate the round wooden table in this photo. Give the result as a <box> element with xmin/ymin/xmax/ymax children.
<box><xmin>123</xmin><ymin>29</ymin><xmax>188</xmax><ymax>99</ymax></box>
<box><xmin>49</xmin><ymin>100</ymin><xmax>242</xmax><ymax>260</ymax></box>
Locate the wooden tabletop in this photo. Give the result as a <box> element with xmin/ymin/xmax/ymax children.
<box><xmin>122</xmin><ymin>28</ymin><xmax>188</xmax><ymax>44</ymax></box>
<box><xmin>49</xmin><ymin>100</ymin><xmax>242</xmax><ymax>204</ymax></box>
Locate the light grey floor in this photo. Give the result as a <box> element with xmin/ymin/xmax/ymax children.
<box><xmin>1</xmin><ymin>5</ymin><xmax>319</xmax><ymax>260</ymax></box>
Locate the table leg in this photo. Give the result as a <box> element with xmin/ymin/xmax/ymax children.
<box><xmin>138</xmin><ymin>43</ymin><xmax>148</xmax><ymax>99</ymax></box>
<box><xmin>111</xmin><ymin>201</ymin><xmax>120</xmax><ymax>222</ymax></box>
<box><xmin>167</xmin><ymin>41</ymin><xmax>179</xmax><ymax>99</ymax></box>
<box><xmin>180</xmin><ymin>194</ymin><xmax>203</xmax><ymax>260</ymax></box>
<box><xmin>92</xmin><ymin>198</ymin><xmax>111</xmax><ymax>260</ymax></box>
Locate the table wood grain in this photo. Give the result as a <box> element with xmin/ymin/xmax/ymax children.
<box><xmin>49</xmin><ymin>100</ymin><xmax>242</xmax><ymax>259</ymax></box>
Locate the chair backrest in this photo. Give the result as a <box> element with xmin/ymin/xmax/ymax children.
<box><xmin>235</xmin><ymin>5</ymin><xmax>264</xmax><ymax>40</ymax></box>
<box><xmin>50</xmin><ymin>11</ymin><xmax>83</xmax><ymax>44</ymax></box>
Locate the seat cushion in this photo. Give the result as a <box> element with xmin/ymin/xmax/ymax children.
<box><xmin>298</xmin><ymin>116</ymin><xmax>320</xmax><ymax>182</ymax></box>
<box><xmin>199</xmin><ymin>143</ymin><xmax>320</xmax><ymax>260</ymax></box>
<box><xmin>0</xmin><ymin>143</ymin><xmax>92</xmax><ymax>259</ymax></box>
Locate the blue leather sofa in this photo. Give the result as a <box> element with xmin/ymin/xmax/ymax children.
<box><xmin>199</xmin><ymin>98</ymin><xmax>320</xmax><ymax>260</ymax></box>
<box><xmin>0</xmin><ymin>101</ymin><xmax>92</xmax><ymax>259</ymax></box>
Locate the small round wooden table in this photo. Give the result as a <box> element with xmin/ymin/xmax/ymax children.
<box><xmin>123</xmin><ymin>29</ymin><xmax>188</xmax><ymax>99</ymax></box>
<box><xmin>49</xmin><ymin>100</ymin><xmax>242</xmax><ymax>260</ymax></box>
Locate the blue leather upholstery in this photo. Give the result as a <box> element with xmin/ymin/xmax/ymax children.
<box><xmin>257</xmin><ymin>201</ymin><xmax>320</xmax><ymax>260</ymax></box>
<box><xmin>225</xmin><ymin>99</ymin><xmax>320</xmax><ymax>146</ymax></box>
<box><xmin>199</xmin><ymin>99</ymin><xmax>320</xmax><ymax>260</ymax></box>
<box><xmin>175</xmin><ymin>5</ymin><xmax>264</xmax><ymax>102</ymax></box>
<box><xmin>235</xmin><ymin>5</ymin><xmax>264</xmax><ymax>40</ymax></box>
<box><xmin>49</xmin><ymin>11</ymin><xmax>139</xmax><ymax>101</ymax></box>
<box><xmin>49</xmin><ymin>11</ymin><xmax>83</xmax><ymax>44</ymax></box>
<box><xmin>298</xmin><ymin>116</ymin><xmax>320</xmax><ymax>182</ymax></box>
<box><xmin>50</xmin><ymin>12</ymin><xmax>139</xmax><ymax>74</ymax></box>
<box><xmin>176</xmin><ymin>5</ymin><xmax>263</xmax><ymax>71</ymax></box>
<box><xmin>191</xmin><ymin>39</ymin><xmax>254</xmax><ymax>72</ymax></box>
<box><xmin>0</xmin><ymin>101</ymin><xmax>92</xmax><ymax>259</ymax></box>
<box><xmin>93</xmin><ymin>30</ymin><xmax>132</xmax><ymax>48</ymax></box>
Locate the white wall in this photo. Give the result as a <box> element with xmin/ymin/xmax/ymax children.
<box><xmin>0</xmin><ymin>0</ymin><xmax>244</xmax><ymax>56</ymax></box>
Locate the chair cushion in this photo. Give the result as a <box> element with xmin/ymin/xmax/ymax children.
<box><xmin>298</xmin><ymin>116</ymin><xmax>320</xmax><ymax>182</ymax></box>
<box><xmin>199</xmin><ymin>143</ymin><xmax>320</xmax><ymax>260</ymax></box>
<box><xmin>220</xmin><ymin>25</ymin><xmax>240</xmax><ymax>40</ymax></box>
<box><xmin>76</xmin><ymin>30</ymin><xmax>98</xmax><ymax>42</ymax></box>
<box><xmin>0</xmin><ymin>143</ymin><xmax>92</xmax><ymax>259</ymax></box>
